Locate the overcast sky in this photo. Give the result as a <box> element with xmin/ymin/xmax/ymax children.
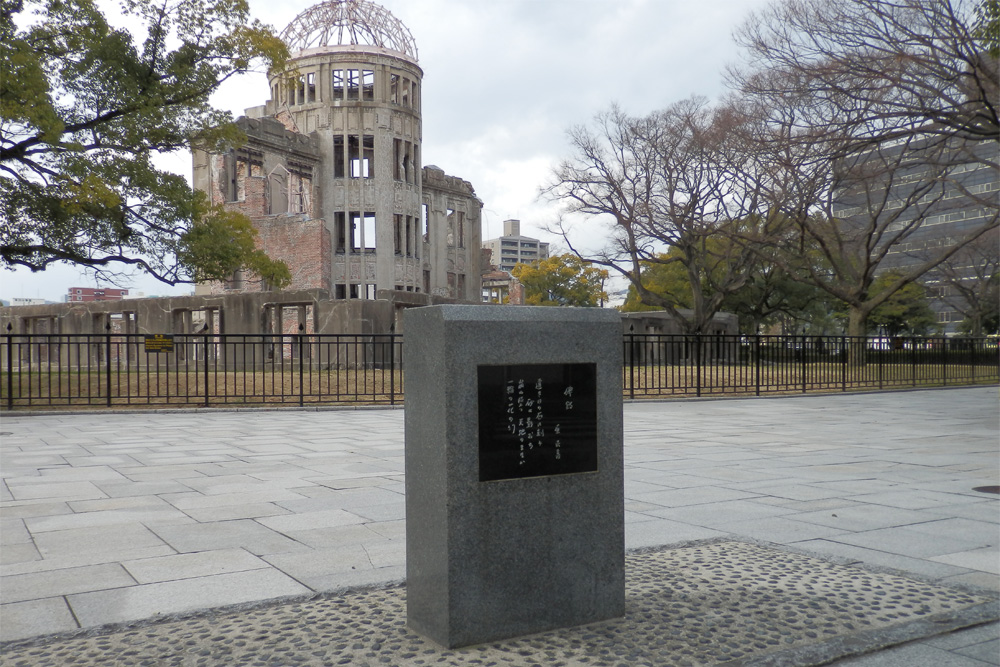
<box><xmin>4</xmin><ymin>0</ymin><xmax>772</xmax><ymax>302</ymax></box>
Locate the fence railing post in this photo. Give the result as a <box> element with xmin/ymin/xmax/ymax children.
<box><xmin>969</xmin><ymin>337</ymin><xmax>974</xmax><ymax>384</ymax></box>
<box><xmin>800</xmin><ymin>334</ymin><xmax>807</xmax><ymax>393</ymax></box>
<box><xmin>105</xmin><ymin>325</ymin><xmax>112</xmax><ymax>407</ymax></box>
<box><xmin>389</xmin><ymin>334</ymin><xmax>396</xmax><ymax>406</ymax></box>
<box><xmin>694</xmin><ymin>335</ymin><xmax>702</xmax><ymax>398</ymax></box>
<box><xmin>841</xmin><ymin>336</ymin><xmax>847</xmax><ymax>392</ymax></box>
<box><xmin>943</xmin><ymin>337</ymin><xmax>948</xmax><ymax>386</ymax></box>
<box><xmin>877</xmin><ymin>337</ymin><xmax>883</xmax><ymax>390</ymax></box>
<box><xmin>204</xmin><ymin>334</ymin><xmax>211</xmax><ymax>408</ymax></box>
<box><xmin>754</xmin><ymin>335</ymin><xmax>761</xmax><ymax>397</ymax></box>
<box><xmin>628</xmin><ymin>333</ymin><xmax>635</xmax><ymax>400</ymax></box>
<box><xmin>5</xmin><ymin>325</ymin><xmax>12</xmax><ymax>409</ymax></box>
<box><xmin>299</xmin><ymin>332</ymin><xmax>305</xmax><ymax>407</ymax></box>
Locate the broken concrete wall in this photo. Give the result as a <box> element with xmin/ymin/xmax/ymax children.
<box><xmin>0</xmin><ymin>289</ymin><xmax>482</xmax><ymax>372</ymax></box>
<box><xmin>621</xmin><ymin>311</ymin><xmax>740</xmax><ymax>365</ymax></box>
<box><xmin>421</xmin><ymin>165</ymin><xmax>483</xmax><ymax>302</ymax></box>
<box><xmin>1</xmin><ymin>291</ymin><xmax>331</xmax><ymax>370</ymax></box>
<box><xmin>1</xmin><ymin>290</ymin><xmax>329</xmax><ymax>337</ymax></box>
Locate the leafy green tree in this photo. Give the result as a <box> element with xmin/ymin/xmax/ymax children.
<box><xmin>1</xmin><ymin>0</ymin><xmax>291</xmax><ymax>288</ymax></box>
<box><xmin>622</xmin><ymin>246</ymin><xmax>834</xmax><ymax>334</ymax></box>
<box><xmin>512</xmin><ymin>254</ymin><xmax>609</xmax><ymax>307</ymax></box>
<box><xmin>975</xmin><ymin>0</ymin><xmax>999</xmax><ymax>56</ymax></box>
<box><xmin>720</xmin><ymin>265</ymin><xmax>834</xmax><ymax>335</ymax></box>
<box><xmin>620</xmin><ymin>250</ymin><xmax>691</xmax><ymax>313</ymax></box>
<box><xmin>862</xmin><ymin>273</ymin><xmax>937</xmax><ymax>336</ymax></box>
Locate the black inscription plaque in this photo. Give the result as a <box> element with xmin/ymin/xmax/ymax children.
<box><xmin>477</xmin><ymin>363</ymin><xmax>598</xmax><ymax>482</ymax></box>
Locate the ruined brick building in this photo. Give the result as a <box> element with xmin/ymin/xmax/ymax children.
<box><xmin>193</xmin><ymin>0</ymin><xmax>483</xmax><ymax>302</ymax></box>
<box><xmin>1</xmin><ymin>0</ymin><xmax>484</xmax><ymax>340</ymax></box>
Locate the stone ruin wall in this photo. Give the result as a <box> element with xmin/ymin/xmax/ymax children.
<box><xmin>193</xmin><ymin>117</ymin><xmax>327</xmax><ymax>296</ymax></box>
<box><xmin>421</xmin><ymin>165</ymin><xmax>483</xmax><ymax>300</ymax></box>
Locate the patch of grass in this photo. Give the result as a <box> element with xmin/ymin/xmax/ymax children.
<box><xmin>1</xmin><ymin>368</ymin><xmax>404</xmax><ymax>408</ymax></box>
<box><xmin>623</xmin><ymin>361</ymin><xmax>997</xmax><ymax>397</ymax></box>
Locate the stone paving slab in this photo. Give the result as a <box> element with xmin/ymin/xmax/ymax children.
<box><xmin>1</xmin><ymin>386</ymin><xmax>998</xmax><ymax>662</ymax></box>
<box><xmin>793</xmin><ymin>539</ymin><xmax>979</xmax><ymax>581</ymax></box>
<box><xmin>147</xmin><ymin>519</ymin><xmax>311</xmax><ymax>556</ymax></box>
<box><xmin>933</xmin><ymin>548</ymin><xmax>1000</xmax><ymax>575</ymax></box>
<box><xmin>65</xmin><ymin>568</ymin><xmax>311</xmax><ymax>628</ymax></box>
<box><xmin>830</xmin><ymin>634</ymin><xmax>999</xmax><ymax>667</ymax></box>
<box><xmin>14</xmin><ymin>524</ymin><xmax>175</xmax><ymax>573</ymax></box>
<box><xmin>0</xmin><ymin>541</ymin><xmax>995</xmax><ymax>667</ymax></box>
<box><xmin>0</xmin><ymin>599</ymin><xmax>78</xmax><ymax>644</ymax></box>
<box><xmin>2</xmin><ymin>563</ymin><xmax>135</xmax><ymax>604</ymax></box>
<box><xmin>122</xmin><ymin>548</ymin><xmax>270</xmax><ymax>584</ymax></box>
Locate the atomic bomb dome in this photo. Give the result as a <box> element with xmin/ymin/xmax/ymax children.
<box><xmin>280</xmin><ymin>0</ymin><xmax>418</xmax><ymax>62</ymax></box>
<box><xmin>193</xmin><ymin>0</ymin><xmax>482</xmax><ymax>309</ymax></box>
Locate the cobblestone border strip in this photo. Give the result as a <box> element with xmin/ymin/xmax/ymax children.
<box><xmin>1</xmin><ymin>540</ymin><xmax>996</xmax><ymax>666</ymax></box>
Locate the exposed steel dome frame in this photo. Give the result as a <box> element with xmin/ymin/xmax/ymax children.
<box><xmin>280</xmin><ymin>0</ymin><xmax>418</xmax><ymax>61</ymax></box>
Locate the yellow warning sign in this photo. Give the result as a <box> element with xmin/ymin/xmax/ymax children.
<box><xmin>144</xmin><ymin>334</ymin><xmax>175</xmax><ymax>353</ymax></box>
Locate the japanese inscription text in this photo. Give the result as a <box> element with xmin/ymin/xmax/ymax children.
<box><xmin>477</xmin><ymin>363</ymin><xmax>598</xmax><ymax>481</ymax></box>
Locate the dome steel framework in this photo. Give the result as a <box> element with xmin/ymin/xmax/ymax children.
<box><xmin>281</xmin><ymin>0</ymin><xmax>418</xmax><ymax>60</ymax></box>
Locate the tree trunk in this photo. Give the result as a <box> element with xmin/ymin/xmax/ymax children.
<box><xmin>970</xmin><ymin>313</ymin><xmax>982</xmax><ymax>338</ymax></box>
<box><xmin>847</xmin><ymin>306</ymin><xmax>869</xmax><ymax>366</ymax></box>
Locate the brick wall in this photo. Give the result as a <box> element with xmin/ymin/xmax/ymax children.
<box><xmin>508</xmin><ymin>277</ymin><xmax>525</xmax><ymax>305</ymax></box>
<box><xmin>255</xmin><ymin>215</ymin><xmax>331</xmax><ymax>292</ymax></box>
<box><xmin>199</xmin><ymin>215</ymin><xmax>329</xmax><ymax>296</ymax></box>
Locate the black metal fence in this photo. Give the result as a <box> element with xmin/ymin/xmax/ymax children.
<box><xmin>1</xmin><ymin>333</ymin><xmax>403</xmax><ymax>408</ymax></box>
<box><xmin>1</xmin><ymin>333</ymin><xmax>996</xmax><ymax>409</ymax></box>
<box><xmin>623</xmin><ymin>334</ymin><xmax>999</xmax><ymax>398</ymax></box>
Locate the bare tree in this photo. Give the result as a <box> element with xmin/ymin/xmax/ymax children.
<box><xmin>729</xmin><ymin>0</ymin><xmax>999</xmax><ymax>339</ymax></box>
<box><xmin>927</xmin><ymin>228</ymin><xmax>999</xmax><ymax>335</ymax></box>
<box><xmin>544</xmin><ymin>99</ymin><xmax>779</xmax><ymax>334</ymax></box>
<box><xmin>731</xmin><ymin>0</ymin><xmax>998</xmax><ymax>150</ymax></box>
<box><xmin>761</xmin><ymin>122</ymin><xmax>997</xmax><ymax>337</ymax></box>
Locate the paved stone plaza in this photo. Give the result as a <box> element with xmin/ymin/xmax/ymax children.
<box><xmin>1</xmin><ymin>387</ymin><xmax>997</xmax><ymax>665</ymax></box>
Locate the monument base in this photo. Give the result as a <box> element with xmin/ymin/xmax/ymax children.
<box><xmin>403</xmin><ymin>305</ymin><xmax>625</xmax><ymax>648</ymax></box>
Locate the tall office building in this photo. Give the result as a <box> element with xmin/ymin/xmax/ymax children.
<box><xmin>832</xmin><ymin>134</ymin><xmax>997</xmax><ymax>334</ymax></box>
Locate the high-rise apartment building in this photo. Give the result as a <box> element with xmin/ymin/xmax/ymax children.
<box><xmin>482</xmin><ymin>220</ymin><xmax>550</xmax><ymax>273</ymax></box>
